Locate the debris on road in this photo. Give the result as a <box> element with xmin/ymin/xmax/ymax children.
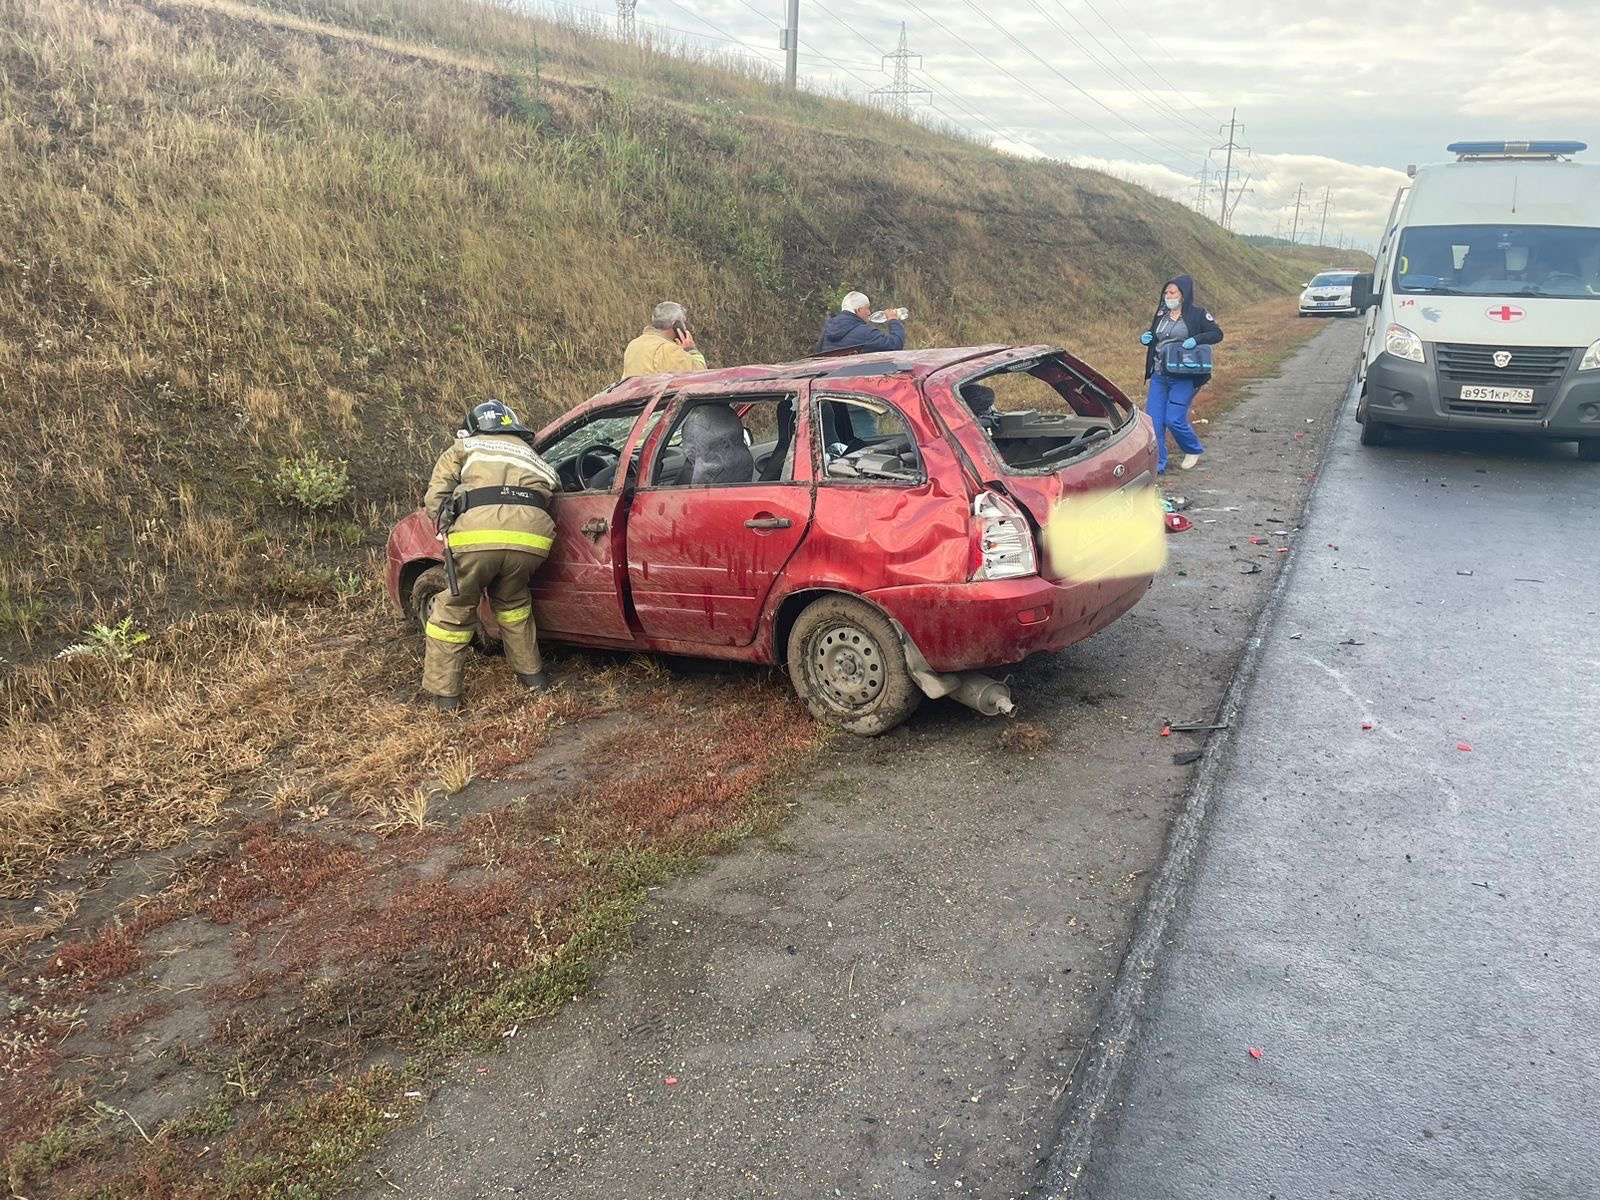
<box><xmin>1173</xmin><ymin>750</ymin><xmax>1204</xmax><ymax>765</ymax></box>
<box><xmin>1165</xmin><ymin>513</ymin><xmax>1194</xmax><ymax>533</ymax></box>
<box><xmin>1248</xmin><ymin>1047</ymin><xmax>1264</xmax><ymax>1060</ymax></box>
<box><xmin>1361</xmin><ymin>722</ymin><xmax>1374</xmax><ymax>731</ymax></box>
<box><xmin>1167</xmin><ymin>720</ymin><xmax>1229</xmax><ymax>733</ymax></box>
<box><xmin>1457</xmin><ymin>742</ymin><xmax>1473</xmax><ymax>752</ymax></box>
<box><xmin>1456</xmin><ymin>570</ymin><xmax>1474</xmax><ymax>577</ymax></box>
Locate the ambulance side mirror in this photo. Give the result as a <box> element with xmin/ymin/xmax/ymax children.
<box><xmin>1351</xmin><ymin>273</ymin><xmax>1375</xmax><ymax>312</ymax></box>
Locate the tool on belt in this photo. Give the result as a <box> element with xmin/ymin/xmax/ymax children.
<box><xmin>435</xmin><ymin>486</ymin><xmax>554</xmax><ymax>598</ymax></box>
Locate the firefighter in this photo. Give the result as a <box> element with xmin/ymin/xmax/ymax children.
<box><xmin>421</xmin><ymin>399</ymin><xmax>560</xmax><ymax>711</ymax></box>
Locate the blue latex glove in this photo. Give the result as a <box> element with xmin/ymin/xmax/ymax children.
<box><xmin>1139</xmin><ymin>331</ymin><xmax>1154</xmax><ymax>345</ymax></box>
<box><xmin>1182</xmin><ymin>337</ymin><xmax>1197</xmax><ymax>349</ymax></box>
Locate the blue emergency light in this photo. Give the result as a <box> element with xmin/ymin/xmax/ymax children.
<box><xmin>1448</xmin><ymin>140</ymin><xmax>1587</xmax><ymax>159</ymax></box>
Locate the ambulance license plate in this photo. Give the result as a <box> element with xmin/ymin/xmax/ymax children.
<box><xmin>1459</xmin><ymin>385</ymin><xmax>1534</xmax><ymax>403</ymax></box>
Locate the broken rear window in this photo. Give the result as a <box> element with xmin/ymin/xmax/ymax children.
<box><xmin>960</xmin><ymin>355</ymin><xmax>1133</xmax><ymax>471</ymax></box>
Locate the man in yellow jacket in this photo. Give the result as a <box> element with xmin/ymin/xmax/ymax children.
<box><xmin>422</xmin><ymin>400</ymin><xmax>560</xmax><ymax>711</ymax></box>
<box><xmin>622</xmin><ymin>301</ymin><xmax>707</xmax><ymax>378</ymax></box>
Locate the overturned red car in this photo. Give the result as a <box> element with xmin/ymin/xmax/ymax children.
<box><xmin>387</xmin><ymin>344</ymin><xmax>1161</xmax><ymax>734</ymax></box>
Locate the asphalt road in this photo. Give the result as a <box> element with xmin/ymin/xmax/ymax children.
<box><xmin>356</xmin><ymin>323</ymin><xmax>1360</xmax><ymax>1200</ymax></box>
<box><xmin>1069</xmin><ymin>384</ymin><xmax>1600</xmax><ymax>1197</ymax></box>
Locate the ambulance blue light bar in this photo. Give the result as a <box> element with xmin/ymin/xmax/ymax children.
<box><xmin>1448</xmin><ymin>140</ymin><xmax>1586</xmax><ymax>160</ymax></box>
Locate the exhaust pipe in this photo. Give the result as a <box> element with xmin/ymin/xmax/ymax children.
<box><xmin>945</xmin><ymin>672</ymin><xmax>1015</xmax><ymax>717</ymax></box>
<box><xmin>890</xmin><ymin>618</ymin><xmax>1017</xmax><ymax>718</ymax></box>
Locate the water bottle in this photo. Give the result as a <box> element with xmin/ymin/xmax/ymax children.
<box><xmin>868</xmin><ymin>307</ymin><xmax>909</xmax><ymax>323</ymax></box>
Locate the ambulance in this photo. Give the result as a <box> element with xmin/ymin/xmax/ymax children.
<box><xmin>1352</xmin><ymin>141</ymin><xmax>1600</xmax><ymax>458</ymax></box>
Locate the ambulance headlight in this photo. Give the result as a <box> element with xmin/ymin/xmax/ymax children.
<box><xmin>1580</xmin><ymin>339</ymin><xmax>1600</xmax><ymax>371</ymax></box>
<box><xmin>1384</xmin><ymin>324</ymin><xmax>1426</xmax><ymax>364</ymax></box>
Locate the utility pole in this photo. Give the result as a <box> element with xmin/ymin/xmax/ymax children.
<box><xmin>1318</xmin><ymin>186</ymin><xmax>1332</xmax><ymax>246</ymax></box>
<box><xmin>1225</xmin><ymin>173</ymin><xmax>1253</xmax><ymax>229</ymax></box>
<box><xmin>1212</xmin><ymin>108</ymin><xmax>1248</xmax><ymax>230</ymax></box>
<box><xmin>780</xmin><ymin>0</ymin><xmax>799</xmax><ymax>89</ymax></box>
<box><xmin>871</xmin><ymin>23</ymin><xmax>931</xmax><ymax>120</ymax></box>
<box><xmin>1288</xmin><ymin>182</ymin><xmax>1306</xmax><ymax>244</ymax></box>
<box><xmin>1188</xmin><ymin>160</ymin><xmax>1212</xmax><ymax>218</ymax></box>
<box><xmin>617</xmin><ymin>0</ymin><xmax>635</xmax><ymax>40</ymax></box>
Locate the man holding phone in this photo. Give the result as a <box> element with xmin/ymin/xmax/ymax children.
<box><xmin>623</xmin><ymin>300</ymin><xmax>708</xmax><ymax>378</ymax></box>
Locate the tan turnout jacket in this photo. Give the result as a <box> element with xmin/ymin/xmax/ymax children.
<box><xmin>425</xmin><ymin>431</ymin><xmax>560</xmax><ymax>555</ymax></box>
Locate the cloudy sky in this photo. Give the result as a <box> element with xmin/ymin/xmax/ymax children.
<box><xmin>569</xmin><ymin>0</ymin><xmax>1596</xmax><ymax>249</ymax></box>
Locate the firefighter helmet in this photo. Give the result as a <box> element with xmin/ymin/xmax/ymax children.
<box><xmin>462</xmin><ymin>399</ymin><xmax>530</xmax><ymax>436</ymax></box>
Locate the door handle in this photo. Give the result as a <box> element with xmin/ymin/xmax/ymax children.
<box><xmin>581</xmin><ymin>518</ymin><xmax>608</xmax><ymax>535</ymax></box>
<box><xmin>744</xmin><ymin>516</ymin><xmax>792</xmax><ymax>530</ymax></box>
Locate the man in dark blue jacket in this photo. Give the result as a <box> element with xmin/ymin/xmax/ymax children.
<box><xmin>813</xmin><ymin>291</ymin><xmax>907</xmax><ymax>354</ymax></box>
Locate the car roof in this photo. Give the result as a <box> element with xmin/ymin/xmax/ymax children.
<box><xmin>554</xmin><ymin>344</ymin><xmax>1038</xmax><ymax>429</ymax></box>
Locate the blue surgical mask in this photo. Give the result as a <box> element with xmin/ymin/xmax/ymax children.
<box><xmin>1164</xmin><ymin>296</ymin><xmax>1182</xmax><ymax>311</ymax></box>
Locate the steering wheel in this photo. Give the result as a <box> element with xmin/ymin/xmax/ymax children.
<box><xmin>1540</xmin><ymin>272</ymin><xmax>1585</xmax><ymax>290</ymax></box>
<box><xmin>576</xmin><ymin>445</ymin><xmax>621</xmax><ymax>490</ymax></box>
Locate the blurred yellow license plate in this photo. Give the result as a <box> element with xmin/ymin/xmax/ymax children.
<box><xmin>1460</xmin><ymin>385</ymin><xmax>1533</xmax><ymax>403</ymax></box>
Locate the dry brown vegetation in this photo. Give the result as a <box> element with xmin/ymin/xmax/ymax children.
<box><xmin>0</xmin><ymin>0</ymin><xmax>1352</xmax><ymax>1191</ymax></box>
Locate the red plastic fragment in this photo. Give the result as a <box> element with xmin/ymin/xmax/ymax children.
<box><xmin>1276</xmin><ymin>547</ymin><xmax>1290</xmax><ymax>554</ymax></box>
<box><xmin>1160</xmin><ymin>724</ymin><xmax>1172</xmax><ymax>738</ymax></box>
<box><xmin>1293</xmin><ymin>432</ymin><xmax>1306</xmax><ymax>439</ymax></box>
<box><xmin>1248</xmin><ymin>1047</ymin><xmax>1264</xmax><ymax>1059</ymax></box>
<box><xmin>1361</xmin><ymin>722</ymin><xmax>1373</xmax><ymax>731</ymax></box>
<box><xmin>1327</xmin><ymin>543</ymin><xmax>1338</xmax><ymax>549</ymax></box>
<box><xmin>1249</xmin><ymin>537</ymin><xmax>1267</xmax><ymax>545</ymax></box>
<box><xmin>1457</xmin><ymin>742</ymin><xmax>1473</xmax><ymax>752</ymax></box>
<box><xmin>665</xmin><ymin>1077</ymin><xmax>679</xmax><ymax>1086</ymax></box>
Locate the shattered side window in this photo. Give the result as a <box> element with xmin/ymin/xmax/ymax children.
<box><xmin>814</xmin><ymin>394</ymin><xmax>923</xmax><ymax>485</ymax></box>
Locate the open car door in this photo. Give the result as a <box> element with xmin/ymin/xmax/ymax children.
<box><xmin>531</xmin><ymin>394</ymin><xmax>666</xmax><ymax>644</ymax></box>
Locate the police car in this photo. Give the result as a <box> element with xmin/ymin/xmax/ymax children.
<box><xmin>1298</xmin><ymin>269</ymin><xmax>1361</xmax><ymax>316</ymax></box>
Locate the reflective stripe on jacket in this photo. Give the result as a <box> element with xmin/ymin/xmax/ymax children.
<box><xmin>424</xmin><ymin>432</ymin><xmax>558</xmax><ymax>555</ymax></box>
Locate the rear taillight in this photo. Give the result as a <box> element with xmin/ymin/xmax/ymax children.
<box><xmin>971</xmin><ymin>490</ymin><xmax>1037</xmax><ymax>581</ymax></box>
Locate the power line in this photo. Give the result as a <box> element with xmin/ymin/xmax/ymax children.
<box><xmin>898</xmin><ymin>0</ymin><xmax>1189</xmax><ymax>171</ymax></box>
<box><xmin>1089</xmin><ymin>0</ymin><xmax>1229</xmax><ymax>126</ymax></box>
<box><xmin>1034</xmin><ymin>0</ymin><xmax>1215</xmax><ymax>140</ymax></box>
<box><xmin>954</xmin><ymin>0</ymin><xmax>1198</xmax><ymax>167</ymax></box>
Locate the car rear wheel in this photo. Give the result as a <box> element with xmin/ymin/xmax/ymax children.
<box><xmin>786</xmin><ymin>595</ymin><xmax>921</xmax><ymax>736</ymax></box>
<box><xmin>1578</xmin><ymin>439</ymin><xmax>1600</xmax><ymax>462</ymax></box>
<box><xmin>406</xmin><ymin>565</ymin><xmax>501</xmax><ymax>654</ymax></box>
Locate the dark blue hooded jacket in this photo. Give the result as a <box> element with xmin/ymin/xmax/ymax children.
<box><xmin>813</xmin><ymin>312</ymin><xmax>906</xmax><ymax>355</ymax></box>
<box><xmin>1144</xmin><ymin>274</ymin><xmax>1223</xmax><ymax>383</ymax></box>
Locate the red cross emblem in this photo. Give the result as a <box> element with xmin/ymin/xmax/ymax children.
<box><xmin>1487</xmin><ymin>304</ymin><xmax>1525</xmax><ymax>322</ymax></box>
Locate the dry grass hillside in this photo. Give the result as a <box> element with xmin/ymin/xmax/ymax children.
<box><xmin>1</xmin><ymin>0</ymin><xmax>1327</xmax><ymax>661</ymax></box>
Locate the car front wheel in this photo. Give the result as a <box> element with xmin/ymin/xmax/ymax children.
<box><xmin>406</xmin><ymin>564</ymin><xmax>501</xmax><ymax>654</ymax></box>
<box><xmin>787</xmin><ymin>595</ymin><xmax>922</xmax><ymax>736</ymax></box>
<box><xmin>1358</xmin><ymin>415</ymin><xmax>1389</xmax><ymax>446</ymax></box>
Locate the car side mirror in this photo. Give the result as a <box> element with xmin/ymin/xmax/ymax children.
<box><xmin>1351</xmin><ymin>272</ymin><xmax>1375</xmax><ymax>311</ymax></box>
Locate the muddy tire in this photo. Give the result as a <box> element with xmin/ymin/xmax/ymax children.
<box><xmin>786</xmin><ymin>595</ymin><xmax>921</xmax><ymax>736</ymax></box>
<box><xmin>406</xmin><ymin>565</ymin><xmax>501</xmax><ymax>654</ymax></box>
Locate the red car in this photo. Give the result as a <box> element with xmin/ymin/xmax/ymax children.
<box><xmin>387</xmin><ymin>344</ymin><xmax>1161</xmax><ymax>734</ymax></box>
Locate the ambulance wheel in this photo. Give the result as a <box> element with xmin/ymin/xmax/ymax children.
<box><xmin>1578</xmin><ymin>439</ymin><xmax>1600</xmax><ymax>462</ymax></box>
<box><xmin>787</xmin><ymin>595</ymin><xmax>921</xmax><ymax>737</ymax></box>
<box><xmin>1359</xmin><ymin>416</ymin><xmax>1390</xmax><ymax>447</ymax></box>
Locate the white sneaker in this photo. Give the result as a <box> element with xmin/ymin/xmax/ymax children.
<box><xmin>1179</xmin><ymin>453</ymin><xmax>1201</xmax><ymax>471</ymax></box>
